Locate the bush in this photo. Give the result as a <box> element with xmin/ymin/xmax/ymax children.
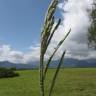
<box><xmin>10</xmin><ymin>67</ymin><xmax>16</xmax><ymax>71</ymax></box>
<box><xmin>0</xmin><ymin>68</ymin><xmax>19</xmax><ymax>78</ymax></box>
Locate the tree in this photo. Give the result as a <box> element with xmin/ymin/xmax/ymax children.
<box><xmin>0</xmin><ymin>68</ymin><xmax>19</xmax><ymax>78</ymax></box>
<box><xmin>40</xmin><ymin>0</ymin><xmax>70</xmax><ymax>96</ymax></box>
<box><xmin>88</xmin><ymin>0</ymin><xmax>96</xmax><ymax>49</ymax></box>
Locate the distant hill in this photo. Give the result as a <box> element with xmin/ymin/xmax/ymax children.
<box><xmin>50</xmin><ymin>58</ymin><xmax>96</xmax><ymax>68</ymax></box>
<box><xmin>43</xmin><ymin>58</ymin><xmax>96</xmax><ymax>68</ymax></box>
<box><xmin>0</xmin><ymin>58</ymin><xmax>96</xmax><ymax>69</ymax></box>
<box><xmin>0</xmin><ymin>61</ymin><xmax>39</xmax><ymax>69</ymax></box>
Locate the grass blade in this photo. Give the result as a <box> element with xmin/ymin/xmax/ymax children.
<box><xmin>48</xmin><ymin>50</ymin><xmax>66</xmax><ymax>96</ymax></box>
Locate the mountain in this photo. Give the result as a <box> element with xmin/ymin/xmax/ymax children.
<box><xmin>50</xmin><ymin>58</ymin><xmax>96</xmax><ymax>68</ymax></box>
<box><xmin>0</xmin><ymin>61</ymin><xmax>39</xmax><ymax>69</ymax></box>
<box><xmin>0</xmin><ymin>58</ymin><xmax>96</xmax><ymax>69</ymax></box>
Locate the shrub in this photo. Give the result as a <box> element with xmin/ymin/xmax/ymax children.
<box><xmin>0</xmin><ymin>68</ymin><xmax>19</xmax><ymax>78</ymax></box>
<box><xmin>10</xmin><ymin>67</ymin><xmax>16</xmax><ymax>71</ymax></box>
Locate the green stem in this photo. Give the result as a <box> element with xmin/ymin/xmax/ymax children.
<box><xmin>40</xmin><ymin>47</ymin><xmax>44</xmax><ymax>96</ymax></box>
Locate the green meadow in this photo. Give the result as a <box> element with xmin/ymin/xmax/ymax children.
<box><xmin>0</xmin><ymin>68</ymin><xmax>96</xmax><ymax>96</ymax></box>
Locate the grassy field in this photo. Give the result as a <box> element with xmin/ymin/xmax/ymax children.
<box><xmin>0</xmin><ymin>68</ymin><xmax>96</xmax><ymax>96</ymax></box>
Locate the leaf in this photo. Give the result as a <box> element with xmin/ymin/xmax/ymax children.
<box><xmin>48</xmin><ymin>50</ymin><xmax>66</xmax><ymax>96</ymax></box>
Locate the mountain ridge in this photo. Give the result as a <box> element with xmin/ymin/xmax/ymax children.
<box><xmin>0</xmin><ymin>58</ymin><xmax>96</xmax><ymax>69</ymax></box>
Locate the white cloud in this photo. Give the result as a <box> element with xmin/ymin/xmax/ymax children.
<box><xmin>0</xmin><ymin>45</ymin><xmax>41</xmax><ymax>63</ymax></box>
<box><xmin>51</xmin><ymin>0</ymin><xmax>95</xmax><ymax>60</ymax></box>
<box><xmin>0</xmin><ymin>45</ymin><xmax>24</xmax><ymax>63</ymax></box>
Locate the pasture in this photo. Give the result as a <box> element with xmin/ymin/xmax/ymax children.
<box><xmin>0</xmin><ymin>68</ymin><xmax>96</xmax><ymax>96</ymax></box>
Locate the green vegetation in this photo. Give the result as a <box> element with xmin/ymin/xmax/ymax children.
<box><xmin>0</xmin><ymin>68</ymin><xmax>96</xmax><ymax>96</ymax></box>
<box><xmin>88</xmin><ymin>1</ymin><xmax>96</xmax><ymax>48</ymax></box>
<box><xmin>0</xmin><ymin>68</ymin><xmax>19</xmax><ymax>78</ymax></box>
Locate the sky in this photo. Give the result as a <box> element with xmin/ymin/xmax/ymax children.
<box><xmin>0</xmin><ymin>0</ymin><xmax>51</xmax><ymax>51</ymax></box>
<box><xmin>0</xmin><ymin>0</ymin><xmax>96</xmax><ymax>64</ymax></box>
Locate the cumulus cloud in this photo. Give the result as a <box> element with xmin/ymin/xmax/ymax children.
<box><xmin>0</xmin><ymin>45</ymin><xmax>41</xmax><ymax>63</ymax></box>
<box><xmin>51</xmin><ymin>0</ymin><xmax>95</xmax><ymax>60</ymax></box>
<box><xmin>0</xmin><ymin>45</ymin><xmax>24</xmax><ymax>63</ymax></box>
<box><xmin>45</xmin><ymin>0</ymin><xmax>95</xmax><ymax>60</ymax></box>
